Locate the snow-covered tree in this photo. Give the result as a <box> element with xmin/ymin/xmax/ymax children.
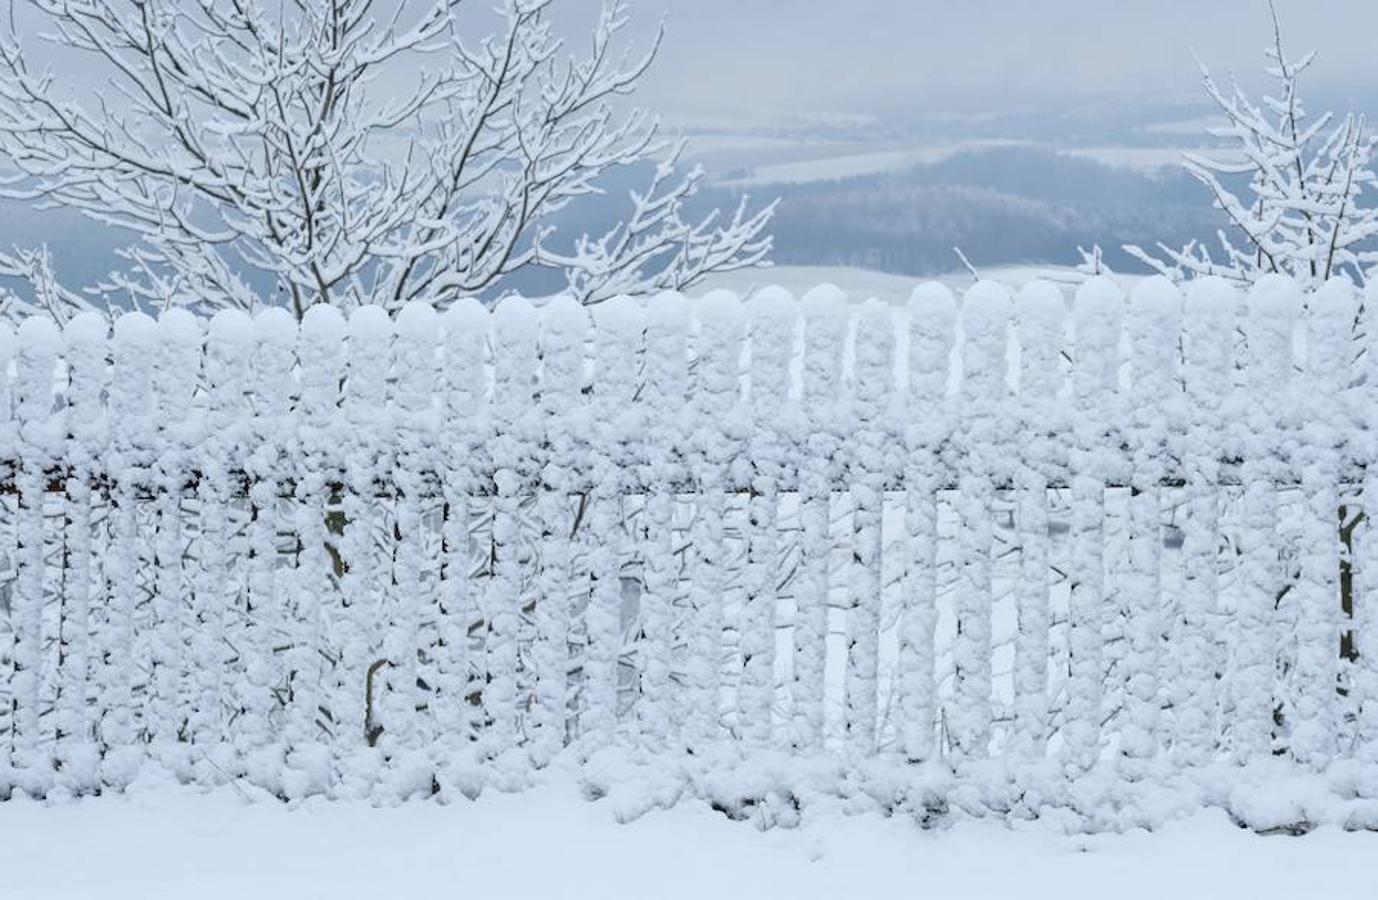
<box><xmin>1122</xmin><ymin>5</ymin><xmax>1378</xmax><ymax>289</ymax></box>
<box><xmin>0</xmin><ymin>0</ymin><xmax>772</xmax><ymax>321</ymax></box>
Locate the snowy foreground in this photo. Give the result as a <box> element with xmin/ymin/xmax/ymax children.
<box><xmin>0</xmin><ymin>777</ymin><xmax>1369</xmax><ymax>900</ymax></box>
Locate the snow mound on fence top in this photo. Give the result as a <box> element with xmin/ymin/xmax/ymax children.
<box><xmin>208</xmin><ymin>308</ymin><xmax>252</xmax><ymax>341</ymax></box>
<box><xmin>801</xmin><ymin>282</ymin><xmax>849</xmax><ymax>315</ymax></box>
<box><xmin>591</xmin><ymin>293</ymin><xmax>640</xmax><ymax>332</ymax></box>
<box><xmin>747</xmin><ymin>284</ymin><xmax>796</xmax><ymax>317</ymax></box>
<box><xmin>1015</xmin><ymin>279</ymin><xmax>1063</xmax><ymax>320</ymax></box>
<box><xmin>544</xmin><ymin>292</ymin><xmax>588</xmax><ymax>330</ymax></box>
<box><xmin>443</xmin><ymin>296</ymin><xmax>488</xmax><ymax>331</ymax></box>
<box><xmin>493</xmin><ymin>293</ymin><xmax>538</xmax><ymax>330</ymax></box>
<box><xmin>962</xmin><ymin>279</ymin><xmax>1011</xmax><ymax>314</ymax></box>
<box><xmin>301</xmin><ymin>303</ymin><xmax>346</xmax><ymax>338</ymax></box>
<box><xmin>396</xmin><ymin>300</ymin><xmax>438</xmax><ymax>334</ymax></box>
<box><xmin>348</xmin><ymin>303</ymin><xmax>392</xmax><ymax>336</ymax></box>
<box><xmin>1310</xmin><ymin>277</ymin><xmax>1356</xmax><ymax>318</ymax></box>
<box><xmin>1074</xmin><ymin>275</ymin><xmax>1124</xmax><ymax>316</ymax></box>
<box><xmin>1130</xmin><ymin>275</ymin><xmax>1181</xmax><ymax>315</ymax></box>
<box><xmin>16</xmin><ymin>315</ymin><xmax>60</xmax><ymax>349</ymax></box>
<box><xmin>1184</xmin><ymin>275</ymin><xmax>1238</xmax><ymax>313</ymax></box>
<box><xmin>157</xmin><ymin>307</ymin><xmax>201</xmax><ymax>341</ymax></box>
<box><xmin>908</xmin><ymin>280</ymin><xmax>956</xmax><ymax>312</ymax></box>
<box><xmin>698</xmin><ymin>287</ymin><xmax>745</xmax><ymax>323</ymax></box>
<box><xmin>647</xmin><ymin>290</ymin><xmax>692</xmax><ymax>327</ymax></box>
<box><xmin>112</xmin><ymin>310</ymin><xmax>157</xmax><ymax>342</ymax></box>
<box><xmin>63</xmin><ymin>311</ymin><xmax>107</xmax><ymax>343</ymax></box>
<box><xmin>1249</xmin><ymin>272</ymin><xmax>1303</xmax><ymax>316</ymax></box>
<box><xmin>253</xmin><ymin>303</ymin><xmax>296</xmax><ymax>341</ymax></box>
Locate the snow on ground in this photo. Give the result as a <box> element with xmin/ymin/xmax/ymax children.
<box><xmin>1</xmin><ymin>779</ymin><xmax>1369</xmax><ymax>900</ymax></box>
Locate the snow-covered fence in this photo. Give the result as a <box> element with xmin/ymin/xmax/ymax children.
<box><xmin>1</xmin><ymin>274</ymin><xmax>1377</xmax><ymax>828</ymax></box>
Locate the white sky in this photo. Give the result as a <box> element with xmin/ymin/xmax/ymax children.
<box><xmin>570</xmin><ymin>0</ymin><xmax>1378</xmax><ymax>121</ymax></box>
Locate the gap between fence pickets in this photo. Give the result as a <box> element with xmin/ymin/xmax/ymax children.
<box><xmin>0</xmin><ymin>276</ymin><xmax>1374</xmax><ymax>831</ymax></box>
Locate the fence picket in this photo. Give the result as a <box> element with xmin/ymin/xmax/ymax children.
<box><xmin>794</xmin><ymin>285</ymin><xmax>847</xmax><ymax>752</ymax></box>
<box><xmin>845</xmin><ymin>298</ymin><xmax>893</xmax><ymax>756</ymax></box>
<box><xmin>1012</xmin><ymin>280</ymin><xmax>1061</xmax><ymax>760</ymax></box>
<box><xmin>1064</xmin><ymin>278</ymin><xmax>1123</xmax><ymax>772</ymax></box>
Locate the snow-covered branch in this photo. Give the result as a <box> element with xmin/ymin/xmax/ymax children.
<box><xmin>0</xmin><ymin>0</ymin><xmax>773</xmax><ymax>318</ymax></box>
<box><xmin>1127</xmin><ymin>5</ymin><xmax>1378</xmax><ymax>290</ymax></box>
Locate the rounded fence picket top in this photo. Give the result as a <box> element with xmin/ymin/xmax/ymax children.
<box><xmin>397</xmin><ymin>299</ymin><xmax>438</xmax><ymax>331</ymax></box>
<box><xmin>349</xmin><ymin>303</ymin><xmax>392</xmax><ymax>337</ymax></box>
<box><xmin>157</xmin><ymin>306</ymin><xmax>201</xmax><ymax>341</ymax></box>
<box><xmin>442</xmin><ymin>295</ymin><xmax>488</xmax><ymax>332</ymax></box>
<box><xmin>646</xmin><ymin>289</ymin><xmax>691</xmax><ymax>328</ymax></box>
<box><xmin>64</xmin><ymin>310</ymin><xmax>109</xmax><ymax>343</ymax></box>
<box><xmin>801</xmin><ymin>282</ymin><xmax>848</xmax><ymax>312</ymax></box>
<box><xmin>747</xmin><ymin>283</ymin><xmax>795</xmax><ymax>317</ymax></box>
<box><xmin>208</xmin><ymin>307</ymin><xmax>253</xmax><ymax>343</ymax></box>
<box><xmin>302</xmin><ymin>302</ymin><xmax>347</xmax><ymax>334</ymax></box>
<box><xmin>590</xmin><ymin>292</ymin><xmax>638</xmax><ymax>330</ymax></box>
<box><xmin>1014</xmin><ymin>279</ymin><xmax>1062</xmax><ymax>321</ymax></box>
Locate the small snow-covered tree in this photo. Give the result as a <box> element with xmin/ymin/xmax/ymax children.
<box><xmin>1121</xmin><ymin>5</ymin><xmax>1378</xmax><ymax>289</ymax></box>
<box><xmin>0</xmin><ymin>0</ymin><xmax>772</xmax><ymax>321</ymax></box>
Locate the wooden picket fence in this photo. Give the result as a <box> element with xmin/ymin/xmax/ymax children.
<box><xmin>0</xmin><ymin>274</ymin><xmax>1375</xmax><ymax>818</ymax></box>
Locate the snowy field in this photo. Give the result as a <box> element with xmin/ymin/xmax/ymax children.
<box><xmin>686</xmin><ymin>130</ymin><xmax>1226</xmax><ymax>188</ymax></box>
<box><xmin>1</xmin><ymin>779</ymin><xmax>1369</xmax><ymax>900</ymax></box>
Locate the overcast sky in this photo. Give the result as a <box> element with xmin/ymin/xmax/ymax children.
<box><xmin>580</xmin><ymin>0</ymin><xmax>1378</xmax><ymax>122</ymax></box>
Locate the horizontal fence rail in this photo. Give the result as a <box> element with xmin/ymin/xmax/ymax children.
<box><xmin>1</xmin><ymin>273</ymin><xmax>1377</xmax><ymax>828</ymax></box>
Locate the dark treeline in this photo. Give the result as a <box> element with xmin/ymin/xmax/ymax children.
<box><xmin>698</xmin><ymin>145</ymin><xmax>1229</xmax><ymax>276</ymax></box>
